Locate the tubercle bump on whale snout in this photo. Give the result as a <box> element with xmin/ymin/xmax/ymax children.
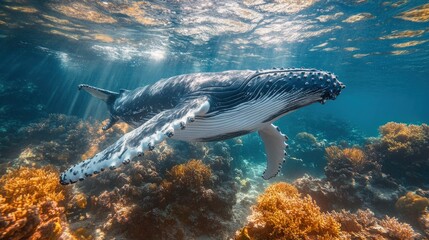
<box><xmin>257</xmin><ymin>68</ymin><xmax>345</xmax><ymax>98</ymax></box>
<box><xmin>315</xmin><ymin>71</ymin><xmax>345</xmax><ymax>102</ymax></box>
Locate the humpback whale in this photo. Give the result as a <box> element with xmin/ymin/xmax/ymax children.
<box><xmin>60</xmin><ymin>68</ymin><xmax>345</xmax><ymax>185</ymax></box>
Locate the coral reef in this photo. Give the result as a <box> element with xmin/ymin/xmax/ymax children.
<box><xmin>395</xmin><ymin>191</ymin><xmax>429</xmax><ymax>237</ymax></box>
<box><xmin>292</xmin><ymin>174</ymin><xmax>336</xmax><ymax>211</ymax></box>
<box><xmin>418</xmin><ymin>211</ymin><xmax>429</xmax><ymax>238</ymax></box>
<box><xmin>163</xmin><ymin>159</ymin><xmax>212</xmax><ymax>191</ymax></box>
<box><xmin>396</xmin><ymin>192</ymin><xmax>429</xmax><ymax>218</ymax></box>
<box><xmin>324</xmin><ymin>145</ymin><xmax>405</xmax><ymax>212</ymax></box>
<box><xmin>2</xmin><ymin>110</ymin><xmax>427</xmax><ymax>240</ymax></box>
<box><xmin>331</xmin><ymin>209</ymin><xmax>419</xmax><ymax>239</ymax></box>
<box><xmin>279</xmin><ymin>113</ymin><xmax>365</xmax><ymax>179</ymax></box>
<box><xmin>0</xmin><ymin>166</ymin><xmax>73</xmax><ymax>239</ymax></box>
<box><xmin>284</xmin><ymin>132</ymin><xmax>327</xmax><ymax>178</ymax></box>
<box><xmin>293</xmin><ymin>122</ymin><xmax>429</xmax><ymax>237</ymax></box>
<box><xmin>366</xmin><ymin>122</ymin><xmax>429</xmax><ymax>186</ymax></box>
<box><xmin>16</xmin><ymin>114</ymin><xmax>93</xmax><ymax>166</ymax></box>
<box><xmin>326</xmin><ymin>146</ymin><xmax>366</xmax><ymax>167</ymax></box>
<box><xmin>378</xmin><ymin>122</ymin><xmax>428</xmax><ymax>157</ymax></box>
<box><xmin>235</xmin><ymin>182</ymin><xmax>341</xmax><ymax>239</ymax></box>
<box><xmin>236</xmin><ymin>183</ymin><xmax>420</xmax><ymax>240</ymax></box>
<box><xmin>69</xmin><ymin>140</ymin><xmax>238</xmax><ymax>239</ymax></box>
<box><xmin>13</xmin><ymin>114</ymin><xmax>129</xmax><ymax>170</ymax></box>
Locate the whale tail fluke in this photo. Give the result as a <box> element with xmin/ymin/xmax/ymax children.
<box><xmin>78</xmin><ymin>84</ymin><xmax>119</xmax><ymax>104</ymax></box>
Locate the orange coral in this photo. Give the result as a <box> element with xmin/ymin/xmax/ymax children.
<box><xmin>325</xmin><ymin>146</ymin><xmax>367</xmax><ymax>166</ymax></box>
<box><xmin>396</xmin><ymin>192</ymin><xmax>429</xmax><ymax>217</ymax></box>
<box><xmin>166</xmin><ymin>159</ymin><xmax>212</xmax><ymax>190</ymax></box>
<box><xmin>235</xmin><ymin>182</ymin><xmax>341</xmax><ymax>240</ymax></box>
<box><xmin>379</xmin><ymin>122</ymin><xmax>428</xmax><ymax>156</ymax></box>
<box><xmin>0</xmin><ymin>166</ymin><xmax>70</xmax><ymax>239</ymax></box>
<box><xmin>342</xmin><ymin>148</ymin><xmax>366</xmax><ymax>165</ymax></box>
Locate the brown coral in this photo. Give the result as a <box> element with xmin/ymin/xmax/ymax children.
<box><xmin>165</xmin><ymin>159</ymin><xmax>212</xmax><ymax>191</ymax></box>
<box><xmin>326</xmin><ymin>146</ymin><xmax>367</xmax><ymax>166</ymax></box>
<box><xmin>292</xmin><ymin>174</ymin><xmax>336</xmax><ymax>211</ymax></box>
<box><xmin>378</xmin><ymin>122</ymin><xmax>428</xmax><ymax>157</ymax></box>
<box><xmin>68</xmin><ymin>192</ymin><xmax>88</xmax><ymax>210</ymax></box>
<box><xmin>235</xmin><ymin>182</ymin><xmax>341</xmax><ymax>240</ymax></box>
<box><xmin>0</xmin><ymin>166</ymin><xmax>70</xmax><ymax>239</ymax></box>
<box><xmin>295</xmin><ymin>132</ymin><xmax>318</xmax><ymax>146</ymax></box>
<box><xmin>324</xmin><ymin>143</ymin><xmax>405</xmax><ymax>212</ymax></box>
<box><xmin>380</xmin><ymin>216</ymin><xmax>418</xmax><ymax>240</ymax></box>
<box><xmin>396</xmin><ymin>192</ymin><xmax>429</xmax><ymax>218</ymax></box>
<box><xmin>342</xmin><ymin>148</ymin><xmax>366</xmax><ymax>165</ymax></box>
<box><xmin>331</xmin><ymin>209</ymin><xmax>419</xmax><ymax>240</ymax></box>
<box><xmin>367</xmin><ymin>122</ymin><xmax>429</xmax><ymax>186</ymax></box>
<box><xmin>418</xmin><ymin>211</ymin><xmax>429</xmax><ymax>238</ymax></box>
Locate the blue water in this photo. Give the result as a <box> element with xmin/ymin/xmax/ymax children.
<box><xmin>1</xmin><ymin>1</ymin><xmax>428</xmax><ymax>138</ymax></box>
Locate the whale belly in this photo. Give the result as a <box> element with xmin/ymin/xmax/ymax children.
<box><xmin>172</xmin><ymin>97</ymin><xmax>286</xmax><ymax>142</ymax></box>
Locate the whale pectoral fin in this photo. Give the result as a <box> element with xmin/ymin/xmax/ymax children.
<box><xmin>258</xmin><ymin>124</ymin><xmax>288</xmax><ymax>180</ymax></box>
<box><xmin>60</xmin><ymin>97</ymin><xmax>210</xmax><ymax>185</ymax></box>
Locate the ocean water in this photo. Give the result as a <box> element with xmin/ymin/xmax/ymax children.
<box><xmin>1</xmin><ymin>1</ymin><xmax>429</xmax><ymax>239</ymax></box>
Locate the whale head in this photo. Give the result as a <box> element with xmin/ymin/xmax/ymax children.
<box><xmin>290</xmin><ymin>68</ymin><xmax>345</xmax><ymax>104</ymax></box>
<box><xmin>252</xmin><ymin>68</ymin><xmax>345</xmax><ymax>119</ymax></box>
